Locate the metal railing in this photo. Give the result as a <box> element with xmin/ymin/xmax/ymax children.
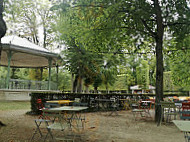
<box><xmin>0</xmin><ymin>79</ymin><xmax>58</xmax><ymax>90</ymax></box>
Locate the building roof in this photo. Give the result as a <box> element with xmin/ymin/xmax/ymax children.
<box><xmin>1</xmin><ymin>35</ymin><xmax>59</xmax><ymax>68</ymax></box>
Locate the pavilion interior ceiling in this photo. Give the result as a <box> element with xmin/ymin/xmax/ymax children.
<box><xmin>0</xmin><ymin>50</ymin><xmax>57</xmax><ymax>68</ymax></box>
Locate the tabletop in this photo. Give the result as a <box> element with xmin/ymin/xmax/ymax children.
<box><xmin>95</xmin><ymin>98</ymin><xmax>112</xmax><ymax>102</ymax></box>
<box><xmin>46</xmin><ymin>100</ymin><xmax>74</xmax><ymax>104</ymax></box>
<box><xmin>141</xmin><ymin>101</ymin><xmax>152</xmax><ymax>103</ymax></box>
<box><xmin>173</xmin><ymin>120</ymin><xmax>190</xmax><ymax>132</ymax></box>
<box><xmin>43</xmin><ymin>106</ymin><xmax>88</xmax><ymax>112</ymax></box>
<box><xmin>119</xmin><ymin>99</ymin><xmax>129</xmax><ymax>101</ymax></box>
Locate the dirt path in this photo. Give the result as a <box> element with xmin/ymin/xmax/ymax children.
<box><xmin>0</xmin><ymin>110</ymin><xmax>184</xmax><ymax>142</ymax></box>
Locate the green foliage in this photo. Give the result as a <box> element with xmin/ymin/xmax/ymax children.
<box><xmin>29</xmin><ymin>68</ymin><xmax>48</xmax><ymax>81</ymax></box>
<box><xmin>170</xmin><ymin>49</ymin><xmax>190</xmax><ymax>90</ymax></box>
<box><xmin>163</xmin><ymin>71</ymin><xmax>174</xmax><ymax>91</ymax></box>
<box><xmin>51</xmin><ymin>68</ymin><xmax>72</xmax><ymax>91</ymax></box>
<box><xmin>136</xmin><ymin>60</ymin><xmax>149</xmax><ymax>89</ymax></box>
<box><xmin>0</xmin><ymin>67</ymin><xmax>7</xmax><ymax>78</ymax></box>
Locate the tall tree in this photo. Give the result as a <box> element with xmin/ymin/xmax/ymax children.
<box><xmin>52</xmin><ymin>0</ymin><xmax>190</xmax><ymax>124</ymax></box>
<box><xmin>74</xmin><ymin>0</ymin><xmax>190</xmax><ymax>125</ymax></box>
<box><xmin>4</xmin><ymin>0</ymin><xmax>56</xmax><ymax>49</ymax></box>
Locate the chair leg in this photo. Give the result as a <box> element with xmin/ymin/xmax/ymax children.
<box><xmin>44</xmin><ymin>128</ymin><xmax>54</xmax><ymax>142</ymax></box>
<box><xmin>31</xmin><ymin>120</ymin><xmax>43</xmax><ymax>141</ymax></box>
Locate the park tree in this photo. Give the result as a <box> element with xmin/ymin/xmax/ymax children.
<box><xmin>4</xmin><ymin>0</ymin><xmax>56</xmax><ymax>49</ymax></box>
<box><xmin>74</xmin><ymin>0</ymin><xmax>190</xmax><ymax>125</ymax></box>
<box><xmin>51</xmin><ymin>0</ymin><xmax>190</xmax><ymax>124</ymax></box>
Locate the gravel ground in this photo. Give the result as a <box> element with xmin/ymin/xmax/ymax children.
<box><xmin>0</xmin><ymin>109</ymin><xmax>184</xmax><ymax>142</ymax></box>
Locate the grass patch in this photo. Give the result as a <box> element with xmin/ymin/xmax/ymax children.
<box><xmin>0</xmin><ymin>101</ymin><xmax>31</xmax><ymax>111</ymax></box>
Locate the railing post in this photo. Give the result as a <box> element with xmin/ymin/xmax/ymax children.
<box><xmin>56</xmin><ymin>65</ymin><xmax>59</xmax><ymax>90</ymax></box>
<box><xmin>6</xmin><ymin>50</ymin><xmax>12</xmax><ymax>89</ymax></box>
<box><xmin>48</xmin><ymin>57</ymin><xmax>52</xmax><ymax>90</ymax></box>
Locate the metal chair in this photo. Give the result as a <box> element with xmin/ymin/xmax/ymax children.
<box><xmin>109</xmin><ymin>97</ymin><xmax>119</xmax><ymax>116</ymax></box>
<box><xmin>132</xmin><ymin>101</ymin><xmax>152</xmax><ymax>120</ymax></box>
<box><xmin>160</xmin><ymin>101</ymin><xmax>178</xmax><ymax>125</ymax></box>
<box><xmin>180</xmin><ymin>102</ymin><xmax>190</xmax><ymax>120</ymax></box>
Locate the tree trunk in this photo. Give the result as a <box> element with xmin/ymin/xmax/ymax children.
<box><xmin>73</xmin><ymin>75</ymin><xmax>78</xmax><ymax>93</ymax></box>
<box><xmin>85</xmin><ymin>85</ymin><xmax>89</xmax><ymax>93</ymax></box>
<box><xmin>77</xmin><ymin>76</ymin><xmax>83</xmax><ymax>93</ymax></box>
<box><xmin>0</xmin><ymin>0</ymin><xmax>6</xmax><ymax>127</ymax></box>
<box><xmin>94</xmin><ymin>86</ymin><xmax>98</xmax><ymax>93</ymax></box>
<box><xmin>154</xmin><ymin>0</ymin><xmax>164</xmax><ymax>125</ymax></box>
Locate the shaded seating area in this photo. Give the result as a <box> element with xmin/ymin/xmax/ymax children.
<box><xmin>32</xmin><ymin>105</ymin><xmax>88</xmax><ymax>141</ymax></box>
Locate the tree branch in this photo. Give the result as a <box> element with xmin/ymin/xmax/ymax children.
<box><xmin>94</xmin><ymin>26</ymin><xmax>155</xmax><ymax>38</ymax></box>
<box><xmin>72</xmin><ymin>4</ymin><xmax>107</xmax><ymax>8</ymax></box>
<box><xmin>166</xmin><ymin>21</ymin><xmax>190</xmax><ymax>27</ymax></box>
<box><xmin>140</xmin><ymin>18</ymin><xmax>156</xmax><ymax>38</ymax></box>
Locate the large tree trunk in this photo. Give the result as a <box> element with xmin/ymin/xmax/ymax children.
<box><xmin>77</xmin><ymin>76</ymin><xmax>83</xmax><ymax>93</ymax></box>
<box><xmin>0</xmin><ymin>0</ymin><xmax>6</xmax><ymax>127</ymax></box>
<box><xmin>154</xmin><ymin>0</ymin><xmax>164</xmax><ymax>125</ymax></box>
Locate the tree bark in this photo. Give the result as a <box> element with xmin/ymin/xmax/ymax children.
<box><xmin>0</xmin><ymin>0</ymin><xmax>6</xmax><ymax>127</ymax></box>
<box><xmin>154</xmin><ymin>0</ymin><xmax>164</xmax><ymax>125</ymax></box>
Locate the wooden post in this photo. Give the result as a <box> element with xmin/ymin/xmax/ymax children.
<box><xmin>6</xmin><ymin>50</ymin><xmax>12</xmax><ymax>89</ymax></box>
<box><xmin>56</xmin><ymin>65</ymin><xmax>59</xmax><ymax>90</ymax></box>
<box><xmin>48</xmin><ymin>58</ymin><xmax>52</xmax><ymax>90</ymax></box>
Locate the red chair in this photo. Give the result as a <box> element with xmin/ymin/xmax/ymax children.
<box><xmin>36</xmin><ymin>99</ymin><xmax>44</xmax><ymax>118</ymax></box>
<box><xmin>181</xmin><ymin>102</ymin><xmax>190</xmax><ymax>119</ymax></box>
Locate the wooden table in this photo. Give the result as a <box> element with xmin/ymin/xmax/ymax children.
<box><xmin>173</xmin><ymin>120</ymin><xmax>190</xmax><ymax>142</ymax></box>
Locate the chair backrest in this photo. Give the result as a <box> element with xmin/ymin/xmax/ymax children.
<box><xmin>140</xmin><ymin>101</ymin><xmax>152</xmax><ymax>109</ymax></box>
<box><xmin>129</xmin><ymin>100</ymin><xmax>139</xmax><ymax>109</ymax></box>
<box><xmin>74</xmin><ymin>98</ymin><xmax>81</xmax><ymax>103</ymax></box>
<box><xmin>37</xmin><ymin>99</ymin><xmax>44</xmax><ymax>110</ymax></box>
<box><xmin>160</xmin><ymin>101</ymin><xmax>176</xmax><ymax>109</ymax></box>
<box><xmin>110</xmin><ymin>97</ymin><xmax>116</xmax><ymax>102</ymax></box>
<box><xmin>182</xmin><ymin>102</ymin><xmax>190</xmax><ymax>110</ymax></box>
<box><xmin>181</xmin><ymin>102</ymin><xmax>190</xmax><ymax>119</ymax></box>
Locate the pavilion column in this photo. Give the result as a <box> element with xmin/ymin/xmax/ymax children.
<box><xmin>6</xmin><ymin>50</ymin><xmax>12</xmax><ymax>89</ymax></box>
<box><xmin>56</xmin><ymin>65</ymin><xmax>59</xmax><ymax>90</ymax></box>
<box><xmin>48</xmin><ymin>58</ymin><xmax>52</xmax><ymax>90</ymax></box>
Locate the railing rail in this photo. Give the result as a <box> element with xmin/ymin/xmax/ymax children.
<box><xmin>0</xmin><ymin>78</ymin><xmax>57</xmax><ymax>90</ymax></box>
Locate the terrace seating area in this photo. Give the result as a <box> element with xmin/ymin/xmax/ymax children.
<box><xmin>29</xmin><ymin>93</ymin><xmax>190</xmax><ymax>141</ymax></box>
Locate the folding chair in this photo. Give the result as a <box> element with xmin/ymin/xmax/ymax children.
<box><xmin>31</xmin><ymin>99</ymin><xmax>53</xmax><ymax>141</ymax></box>
<box><xmin>132</xmin><ymin>101</ymin><xmax>152</xmax><ymax>120</ymax></box>
<box><xmin>180</xmin><ymin>102</ymin><xmax>190</xmax><ymax>120</ymax></box>
<box><xmin>30</xmin><ymin>118</ymin><xmax>52</xmax><ymax>141</ymax></box>
<box><xmin>160</xmin><ymin>101</ymin><xmax>178</xmax><ymax>125</ymax></box>
<box><xmin>109</xmin><ymin>97</ymin><xmax>119</xmax><ymax>116</ymax></box>
<box><xmin>44</xmin><ymin>109</ymin><xmax>78</xmax><ymax>142</ymax></box>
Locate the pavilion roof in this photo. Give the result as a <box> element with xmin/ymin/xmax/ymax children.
<box><xmin>1</xmin><ymin>35</ymin><xmax>60</xmax><ymax>68</ymax></box>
